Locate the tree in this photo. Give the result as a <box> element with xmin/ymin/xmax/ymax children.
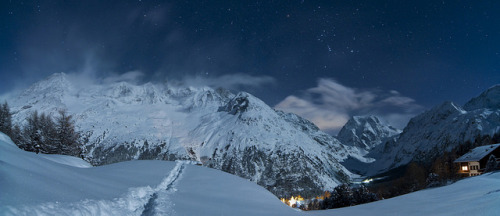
<box><xmin>39</xmin><ymin>113</ymin><xmax>58</xmax><ymax>153</ymax></box>
<box><xmin>330</xmin><ymin>184</ymin><xmax>354</xmax><ymax>208</ymax></box>
<box><xmin>307</xmin><ymin>199</ymin><xmax>321</xmax><ymax>210</ymax></box>
<box><xmin>426</xmin><ymin>173</ymin><xmax>440</xmax><ymax>188</ymax></box>
<box><xmin>16</xmin><ymin>109</ymin><xmax>82</xmax><ymax>156</ymax></box>
<box><xmin>22</xmin><ymin>111</ymin><xmax>42</xmax><ymax>152</ymax></box>
<box><xmin>55</xmin><ymin>110</ymin><xmax>81</xmax><ymax>156</ymax></box>
<box><xmin>10</xmin><ymin>124</ymin><xmax>23</xmax><ymax>146</ymax></box>
<box><xmin>402</xmin><ymin>162</ymin><xmax>427</xmax><ymax>192</ymax></box>
<box><xmin>0</xmin><ymin>101</ymin><xmax>13</xmax><ymax>137</ymax></box>
<box><xmin>485</xmin><ymin>155</ymin><xmax>498</xmax><ymax>173</ymax></box>
<box><xmin>352</xmin><ymin>185</ymin><xmax>378</xmax><ymax>204</ymax></box>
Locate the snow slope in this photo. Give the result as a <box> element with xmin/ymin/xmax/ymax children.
<box><xmin>0</xmin><ymin>133</ymin><xmax>301</xmax><ymax>215</ymax></box>
<box><xmin>6</xmin><ymin>73</ymin><xmax>357</xmax><ymax>197</ymax></box>
<box><xmin>309</xmin><ymin>172</ymin><xmax>500</xmax><ymax>216</ymax></box>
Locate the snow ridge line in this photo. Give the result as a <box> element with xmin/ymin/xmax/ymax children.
<box><xmin>141</xmin><ymin>160</ymin><xmax>186</xmax><ymax>216</ymax></box>
<box><xmin>4</xmin><ymin>161</ymin><xmax>189</xmax><ymax>216</ymax></box>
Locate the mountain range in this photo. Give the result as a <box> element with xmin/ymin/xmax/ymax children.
<box><xmin>348</xmin><ymin>85</ymin><xmax>500</xmax><ymax>176</ymax></box>
<box><xmin>7</xmin><ymin>73</ymin><xmax>360</xmax><ymax>197</ymax></box>
<box><xmin>5</xmin><ymin>73</ymin><xmax>500</xmax><ymax>197</ymax></box>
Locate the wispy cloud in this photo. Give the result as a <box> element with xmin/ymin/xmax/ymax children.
<box><xmin>275</xmin><ymin>78</ymin><xmax>424</xmax><ymax>135</ymax></box>
<box><xmin>177</xmin><ymin>73</ymin><xmax>276</xmax><ymax>91</ymax></box>
<box><xmin>102</xmin><ymin>71</ymin><xmax>145</xmax><ymax>84</ymax></box>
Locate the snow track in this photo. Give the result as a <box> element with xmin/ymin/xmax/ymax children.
<box><xmin>4</xmin><ymin>161</ymin><xmax>187</xmax><ymax>216</ymax></box>
<box><xmin>141</xmin><ymin>161</ymin><xmax>185</xmax><ymax>216</ymax></box>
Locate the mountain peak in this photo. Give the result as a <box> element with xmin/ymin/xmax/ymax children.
<box><xmin>337</xmin><ymin>115</ymin><xmax>400</xmax><ymax>150</ymax></box>
<box><xmin>403</xmin><ymin>101</ymin><xmax>465</xmax><ymax>133</ymax></box>
<box><xmin>28</xmin><ymin>72</ymin><xmax>71</xmax><ymax>91</ymax></box>
<box><xmin>435</xmin><ymin>101</ymin><xmax>464</xmax><ymax>113</ymax></box>
<box><xmin>463</xmin><ymin>84</ymin><xmax>500</xmax><ymax>111</ymax></box>
<box><xmin>218</xmin><ymin>92</ymin><xmax>275</xmax><ymax>117</ymax></box>
<box><xmin>352</xmin><ymin>115</ymin><xmax>380</xmax><ymax>125</ymax></box>
<box><xmin>17</xmin><ymin>73</ymin><xmax>73</xmax><ymax>109</ymax></box>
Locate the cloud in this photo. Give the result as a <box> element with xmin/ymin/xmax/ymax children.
<box><xmin>177</xmin><ymin>73</ymin><xmax>276</xmax><ymax>91</ymax></box>
<box><xmin>275</xmin><ymin>78</ymin><xmax>424</xmax><ymax>135</ymax></box>
<box><xmin>102</xmin><ymin>71</ymin><xmax>145</xmax><ymax>84</ymax></box>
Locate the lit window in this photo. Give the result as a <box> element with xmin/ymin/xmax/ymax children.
<box><xmin>462</xmin><ymin>165</ymin><xmax>468</xmax><ymax>171</ymax></box>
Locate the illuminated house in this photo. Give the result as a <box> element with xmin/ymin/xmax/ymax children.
<box><xmin>454</xmin><ymin>143</ymin><xmax>500</xmax><ymax>177</ymax></box>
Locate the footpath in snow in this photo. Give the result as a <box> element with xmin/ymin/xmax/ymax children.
<box><xmin>4</xmin><ymin>160</ymin><xmax>187</xmax><ymax>216</ymax></box>
<box><xmin>141</xmin><ymin>161</ymin><xmax>186</xmax><ymax>216</ymax></box>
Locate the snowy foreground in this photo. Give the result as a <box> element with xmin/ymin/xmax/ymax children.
<box><xmin>1</xmin><ymin>132</ymin><xmax>500</xmax><ymax>216</ymax></box>
<box><xmin>0</xmin><ymin>133</ymin><xmax>300</xmax><ymax>216</ymax></box>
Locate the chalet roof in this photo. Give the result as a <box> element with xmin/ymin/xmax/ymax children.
<box><xmin>454</xmin><ymin>143</ymin><xmax>500</xmax><ymax>163</ymax></box>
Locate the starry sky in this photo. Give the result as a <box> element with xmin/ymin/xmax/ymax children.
<box><xmin>1</xmin><ymin>0</ymin><xmax>499</xmax><ymax>134</ymax></box>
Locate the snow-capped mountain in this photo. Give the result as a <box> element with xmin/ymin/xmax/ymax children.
<box><xmin>355</xmin><ymin>85</ymin><xmax>500</xmax><ymax>175</ymax></box>
<box><xmin>7</xmin><ymin>73</ymin><xmax>357</xmax><ymax>197</ymax></box>
<box><xmin>337</xmin><ymin>116</ymin><xmax>401</xmax><ymax>151</ymax></box>
<box><xmin>463</xmin><ymin>84</ymin><xmax>500</xmax><ymax>111</ymax></box>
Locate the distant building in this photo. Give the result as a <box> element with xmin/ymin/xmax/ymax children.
<box><xmin>454</xmin><ymin>143</ymin><xmax>500</xmax><ymax>177</ymax></box>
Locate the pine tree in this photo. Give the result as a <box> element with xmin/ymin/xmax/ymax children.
<box><xmin>0</xmin><ymin>102</ymin><xmax>13</xmax><ymax>137</ymax></box>
<box><xmin>39</xmin><ymin>113</ymin><xmax>57</xmax><ymax>153</ymax></box>
<box><xmin>485</xmin><ymin>155</ymin><xmax>498</xmax><ymax>173</ymax></box>
<box><xmin>10</xmin><ymin>124</ymin><xmax>23</xmax><ymax>146</ymax></box>
<box><xmin>352</xmin><ymin>185</ymin><xmax>378</xmax><ymax>204</ymax></box>
<box><xmin>55</xmin><ymin>110</ymin><xmax>81</xmax><ymax>156</ymax></box>
<box><xmin>331</xmin><ymin>184</ymin><xmax>354</xmax><ymax>208</ymax></box>
<box><xmin>22</xmin><ymin>111</ymin><xmax>42</xmax><ymax>152</ymax></box>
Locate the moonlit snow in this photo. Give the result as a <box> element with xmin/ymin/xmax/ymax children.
<box><xmin>2</xmin><ymin>131</ymin><xmax>500</xmax><ymax>215</ymax></box>
<box><xmin>0</xmin><ymin>133</ymin><xmax>300</xmax><ymax>216</ymax></box>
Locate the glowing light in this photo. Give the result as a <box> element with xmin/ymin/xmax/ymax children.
<box><xmin>281</xmin><ymin>195</ymin><xmax>305</xmax><ymax>207</ymax></box>
<box><xmin>362</xmin><ymin>178</ymin><xmax>373</xmax><ymax>183</ymax></box>
<box><xmin>462</xmin><ymin>166</ymin><xmax>468</xmax><ymax>171</ymax></box>
<box><xmin>289</xmin><ymin>196</ymin><xmax>297</xmax><ymax>207</ymax></box>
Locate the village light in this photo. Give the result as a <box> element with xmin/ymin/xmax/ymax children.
<box><xmin>289</xmin><ymin>196</ymin><xmax>297</xmax><ymax>207</ymax></box>
<box><xmin>281</xmin><ymin>195</ymin><xmax>305</xmax><ymax>208</ymax></box>
<box><xmin>461</xmin><ymin>165</ymin><xmax>468</xmax><ymax>171</ymax></box>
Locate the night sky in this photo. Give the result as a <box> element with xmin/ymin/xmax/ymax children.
<box><xmin>1</xmin><ymin>0</ymin><xmax>499</xmax><ymax>134</ymax></box>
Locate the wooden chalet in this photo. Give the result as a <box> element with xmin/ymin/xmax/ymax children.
<box><xmin>454</xmin><ymin>143</ymin><xmax>500</xmax><ymax>177</ymax></box>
